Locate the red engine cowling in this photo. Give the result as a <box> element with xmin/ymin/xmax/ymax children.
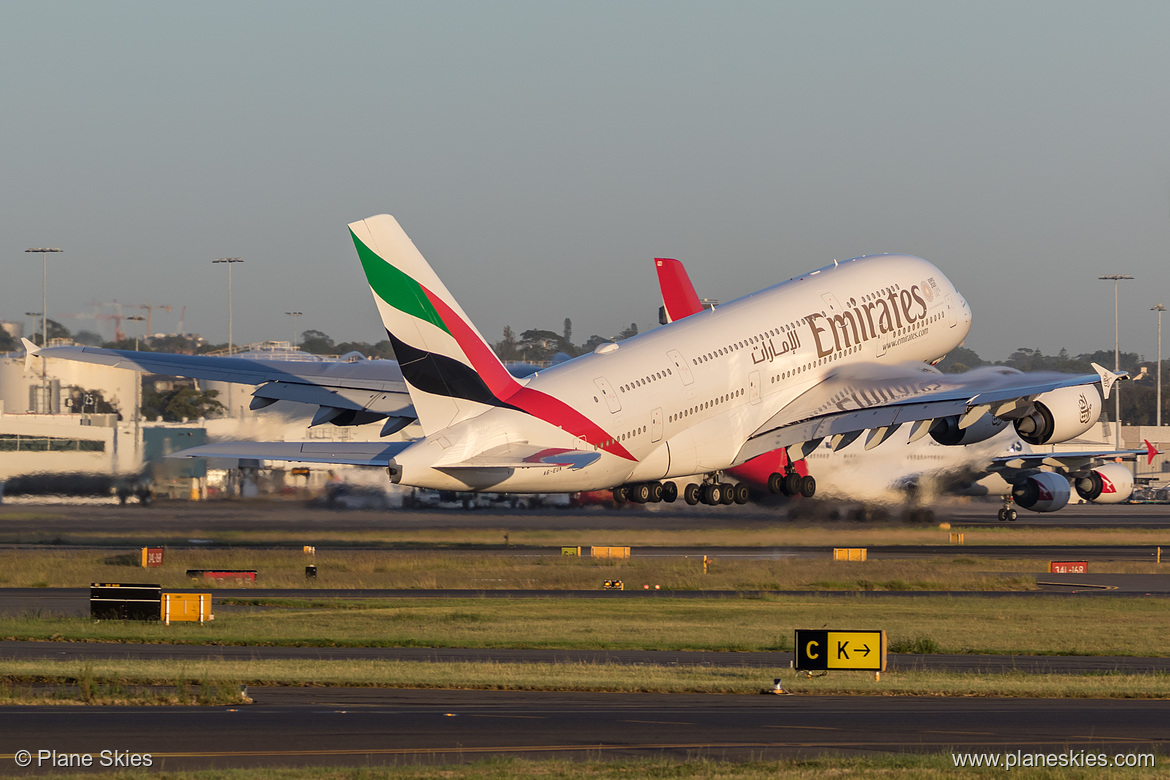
<box><xmin>1013</xmin><ymin>386</ymin><xmax>1101</xmax><ymax>445</ymax></box>
<box><xmin>1074</xmin><ymin>463</ymin><xmax>1134</xmax><ymax>504</ymax></box>
<box><xmin>1012</xmin><ymin>472</ymin><xmax>1071</xmax><ymax>512</ymax></box>
<box><xmin>930</xmin><ymin>413</ymin><xmax>1012</xmax><ymax>446</ymax></box>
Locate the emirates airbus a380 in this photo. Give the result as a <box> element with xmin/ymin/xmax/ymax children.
<box><xmin>26</xmin><ymin>214</ymin><xmax>1126</xmax><ymax>507</ymax></box>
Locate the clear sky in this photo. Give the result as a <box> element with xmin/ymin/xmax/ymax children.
<box><xmin>3</xmin><ymin>1</ymin><xmax>1169</xmax><ymax>361</ymax></box>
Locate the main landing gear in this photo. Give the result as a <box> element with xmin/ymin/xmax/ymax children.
<box><xmin>612</xmin><ymin>480</ymin><xmax>678</xmax><ymax>505</ymax></box>
<box><xmin>614</xmin><ymin>478</ymin><xmax>752</xmax><ymax>507</ymax></box>
<box><xmin>680</xmin><ymin>476</ymin><xmax>750</xmax><ymax>506</ymax></box>
<box><xmin>767</xmin><ymin>470</ymin><xmax>816</xmax><ymax>498</ymax></box>
<box><xmin>997</xmin><ymin>495</ymin><xmax>1017</xmax><ymax>522</ymax></box>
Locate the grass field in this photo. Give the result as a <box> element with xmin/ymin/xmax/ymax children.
<box><xmin>4</xmin><ymin>657</ymin><xmax>1170</xmax><ymax>699</ymax></box>
<box><xmin>0</xmin><ymin>547</ymin><xmax>1080</xmax><ymax>590</ymax></box>
<box><xmin>0</xmin><ymin>543</ymin><xmax>1166</xmax><ymax>591</ymax></box>
<box><xmin>3</xmin><ymin>524</ymin><xmax>1169</xmax><ymax>709</ymax></box>
<box><xmin>5</xmin><ymin>594</ymin><xmax>1169</xmax><ymax>656</ymax></box>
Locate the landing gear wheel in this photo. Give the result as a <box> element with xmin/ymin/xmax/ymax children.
<box><xmin>701</xmin><ymin>483</ymin><xmax>723</xmax><ymax>505</ymax></box>
<box><xmin>683</xmin><ymin>483</ymin><xmax>700</xmax><ymax>505</ymax></box>
<box><xmin>799</xmin><ymin>475</ymin><xmax>817</xmax><ymax>498</ymax></box>
<box><xmin>648</xmin><ymin>482</ymin><xmax>664</xmax><ymax>503</ymax></box>
<box><xmin>734</xmin><ymin>483</ymin><xmax>751</xmax><ymax>504</ymax></box>
<box><xmin>783</xmin><ymin>473</ymin><xmax>803</xmax><ymax>496</ymax></box>
<box><xmin>613</xmin><ymin>486</ymin><xmax>628</xmax><ymax>505</ymax></box>
<box><xmin>719</xmin><ymin>484</ymin><xmax>736</xmax><ymax>505</ymax></box>
<box><xmin>661</xmin><ymin>481</ymin><xmax>678</xmax><ymax>503</ymax></box>
<box><xmin>630</xmin><ymin>483</ymin><xmax>652</xmax><ymax>503</ymax></box>
<box><xmin>997</xmin><ymin>508</ymin><xmax>1007</xmax><ymax>522</ymax></box>
<box><xmin>1007</xmin><ymin>509</ymin><xmax>1017</xmax><ymax>522</ymax></box>
<box><xmin>767</xmin><ymin>472</ymin><xmax>785</xmax><ymax>495</ymax></box>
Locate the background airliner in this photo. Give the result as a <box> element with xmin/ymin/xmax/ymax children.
<box><xmin>27</xmin><ymin>214</ymin><xmax>1127</xmax><ymax>512</ymax></box>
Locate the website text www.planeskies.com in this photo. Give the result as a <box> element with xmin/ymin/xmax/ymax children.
<box><xmin>952</xmin><ymin>750</ymin><xmax>1155</xmax><ymax>770</ymax></box>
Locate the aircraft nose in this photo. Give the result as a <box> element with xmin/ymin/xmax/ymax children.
<box><xmin>958</xmin><ymin>292</ymin><xmax>973</xmax><ymax>332</ymax></box>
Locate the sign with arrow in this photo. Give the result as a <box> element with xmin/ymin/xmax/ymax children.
<box><xmin>794</xmin><ymin>629</ymin><xmax>886</xmax><ymax>671</ymax></box>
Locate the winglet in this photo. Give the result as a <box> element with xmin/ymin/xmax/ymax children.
<box><xmin>1145</xmin><ymin>439</ymin><xmax>1161</xmax><ymax>466</ymax></box>
<box><xmin>1091</xmin><ymin>363</ymin><xmax>1121</xmax><ymax>400</ymax></box>
<box><xmin>21</xmin><ymin>338</ymin><xmax>40</xmax><ymax>372</ymax></box>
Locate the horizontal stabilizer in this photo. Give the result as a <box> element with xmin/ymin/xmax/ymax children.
<box><xmin>167</xmin><ymin>441</ymin><xmax>412</xmax><ymax>467</ymax></box>
<box><xmin>437</xmin><ymin>444</ymin><xmax>602</xmax><ymax>471</ymax></box>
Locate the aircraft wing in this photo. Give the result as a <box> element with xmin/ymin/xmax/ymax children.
<box><xmin>166</xmin><ymin>440</ymin><xmax>413</xmax><ymax>467</ymax></box>
<box><xmin>736</xmin><ymin>362</ymin><xmax>1124</xmax><ymax>464</ymax></box>
<box><xmin>23</xmin><ymin>339</ymin><xmax>416</xmax><ymax>434</ymax></box>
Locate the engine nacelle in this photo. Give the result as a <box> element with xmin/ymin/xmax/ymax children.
<box><xmin>1013</xmin><ymin>386</ymin><xmax>1101</xmax><ymax>445</ymax></box>
<box><xmin>1074</xmin><ymin>463</ymin><xmax>1134</xmax><ymax>504</ymax></box>
<box><xmin>1012</xmin><ymin>472</ymin><xmax>1071</xmax><ymax>512</ymax></box>
<box><xmin>930</xmin><ymin>413</ymin><xmax>1011</xmax><ymax>446</ymax></box>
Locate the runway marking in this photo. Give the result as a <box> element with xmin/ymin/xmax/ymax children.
<box><xmin>1037</xmin><ymin>581</ymin><xmax>1118</xmax><ymax>590</ymax></box>
<box><xmin>466</xmin><ymin>714</ymin><xmax>544</xmax><ymax>720</ymax></box>
<box><xmin>763</xmin><ymin>725</ymin><xmax>841</xmax><ymax>731</ymax></box>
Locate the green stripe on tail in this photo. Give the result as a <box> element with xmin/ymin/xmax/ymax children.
<box><xmin>351</xmin><ymin>229</ymin><xmax>449</xmax><ymax>334</ymax></box>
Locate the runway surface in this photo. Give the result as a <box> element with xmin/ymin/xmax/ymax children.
<box><xmin>2</xmin><ymin>691</ymin><xmax>1166</xmax><ymax>770</ymax></box>
<box><xmin>4</xmin><ymin>499</ymin><xmax>1170</xmax><ymax>540</ymax></box>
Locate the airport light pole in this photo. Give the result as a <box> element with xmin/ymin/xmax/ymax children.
<box><xmin>1099</xmin><ymin>274</ymin><xmax>1133</xmax><ymax>448</ymax></box>
<box><xmin>1155</xmin><ymin>303</ymin><xmax>1166</xmax><ymax>429</ymax></box>
<box><xmin>125</xmin><ymin>314</ymin><xmax>145</xmax><ymax>351</ymax></box>
<box><xmin>212</xmin><ymin>258</ymin><xmax>244</xmax><ymax>354</ymax></box>
<box><xmin>123</xmin><ymin>314</ymin><xmax>148</xmax><ymax>464</ymax></box>
<box><xmin>26</xmin><ymin>248</ymin><xmax>62</xmax><ymax>413</ymax></box>
<box><xmin>213</xmin><ymin>257</ymin><xmax>243</xmax><ymax>417</ymax></box>
<box><xmin>285</xmin><ymin>311</ymin><xmax>302</xmax><ymax>349</ymax></box>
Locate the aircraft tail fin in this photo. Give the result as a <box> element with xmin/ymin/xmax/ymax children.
<box><xmin>654</xmin><ymin>258</ymin><xmax>704</xmax><ymax>323</ymax></box>
<box><xmin>349</xmin><ymin>215</ymin><xmax>521</xmax><ymax>433</ymax></box>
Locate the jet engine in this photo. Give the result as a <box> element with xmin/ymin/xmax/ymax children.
<box><xmin>1013</xmin><ymin>386</ymin><xmax>1101</xmax><ymax>445</ymax></box>
<box><xmin>1011</xmin><ymin>472</ymin><xmax>1071</xmax><ymax>512</ymax></box>
<box><xmin>930</xmin><ymin>413</ymin><xmax>1011</xmax><ymax>446</ymax></box>
<box><xmin>1074</xmin><ymin>463</ymin><xmax>1134</xmax><ymax>504</ymax></box>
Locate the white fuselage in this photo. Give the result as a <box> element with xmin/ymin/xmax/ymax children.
<box><xmin>394</xmin><ymin>254</ymin><xmax>972</xmax><ymax>491</ymax></box>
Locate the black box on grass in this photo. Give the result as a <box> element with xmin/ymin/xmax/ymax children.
<box><xmin>90</xmin><ymin>583</ymin><xmax>162</xmax><ymax>621</ymax></box>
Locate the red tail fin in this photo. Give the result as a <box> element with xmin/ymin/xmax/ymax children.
<box><xmin>654</xmin><ymin>258</ymin><xmax>703</xmax><ymax>323</ymax></box>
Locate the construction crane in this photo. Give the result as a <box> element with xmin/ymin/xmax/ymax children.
<box><xmin>138</xmin><ymin>303</ymin><xmax>172</xmax><ymax>336</ymax></box>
